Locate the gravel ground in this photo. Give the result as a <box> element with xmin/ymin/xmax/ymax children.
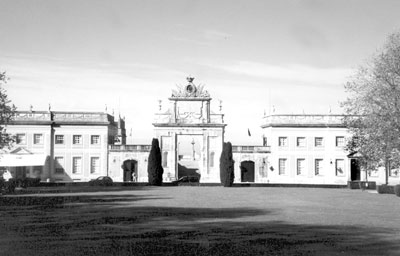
<box><xmin>1</xmin><ymin>187</ymin><xmax>400</xmax><ymax>255</ymax></box>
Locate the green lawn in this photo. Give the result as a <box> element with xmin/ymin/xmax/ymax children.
<box><xmin>1</xmin><ymin>187</ymin><xmax>400</xmax><ymax>255</ymax></box>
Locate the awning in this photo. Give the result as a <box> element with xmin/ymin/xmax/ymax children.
<box><xmin>347</xmin><ymin>152</ymin><xmax>363</xmax><ymax>158</ymax></box>
<box><xmin>0</xmin><ymin>154</ymin><xmax>47</xmax><ymax>167</ymax></box>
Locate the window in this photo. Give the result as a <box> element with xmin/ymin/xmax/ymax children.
<box><xmin>73</xmin><ymin>135</ymin><xmax>82</xmax><ymax>145</ymax></box>
<box><xmin>54</xmin><ymin>157</ymin><xmax>64</xmax><ymax>174</ymax></box>
<box><xmin>91</xmin><ymin>135</ymin><xmax>100</xmax><ymax>145</ymax></box>
<box><xmin>90</xmin><ymin>157</ymin><xmax>100</xmax><ymax>174</ymax></box>
<box><xmin>263</xmin><ymin>137</ymin><xmax>268</xmax><ymax>146</ymax></box>
<box><xmin>296</xmin><ymin>137</ymin><xmax>306</xmax><ymax>147</ymax></box>
<box><xmin>278</xmin><ymin>158</ymin><xmax>287</xmax><ymax>175</ymax></box>
<box><xmin>55</xmin><ymin>135</ymin><xmax>64</xmax><ymax>144</ymax></box>
<box><xmin>336</xmin><ymin>136</ymin><xmax>345</xmax><ymax>147</ymax></box>
<box><xmin>278</xmin><ymin>137</ymin><xmax>288</xmax><ymax>147</ymax></box>
<box><xmin>315</xmin><ymin>137</ymin><xmax>324</xmax><ymax>147</ymax></box>
<box><xmin>162</xmin><ymin>152</ymin><xmax>168</xmax><ymax>167</ymax></box>
<box><xmin>297</xmin><ymin>159</ymin><xmax>305</xmax><ymax>175</ymax></box>
<box><xmin>16</xmin><ymin>134</ymin><xmax>26</xmax><ymax>144</ymax></box>
<box><xmin>315</xmin><ymin>159</ymin><xmax>323</xmax><ymax>175</ymax></box>
<box><xmin>209</xmin><ymin>152</ymin><xmax>215</xmax><ymax>167</ymax></box>
<box><xmin>72</xmin><ymin>157</ymin><xmax>82</xmax><ymax>174</ymax></box>
<box><xmin>33</xmin><ymin>134</ymin><xmax>43</xmax><ymax>145</ymax></box>
<box><xmin>335</xmin><ymin>159</ymin><xmax>345</xmax><ymax>176</ymax></box>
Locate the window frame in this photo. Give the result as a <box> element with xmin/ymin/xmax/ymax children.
<box><xmin>296</xmin><ymin>137</ymin><xmax>306</xmax><ymax>147</ymax></box>
<box><xmin>55</xmin><ymin>135</ymin><xmax>65</xmax><ymax>145</ymax></box>
<box><xmin>297</xmin><ymin>158</ymin><xmax>305</xmax><ymax>175</ymax></box>
<box><xmin>90</xmin><ymin>135</ymin><xmax>100</xmax><ymax>145</ymax></box>
<box><xmin>336</xmin><ymin>136</ymin><xmax>345</xmax><ymax>147</ymax></box>
<box><xmin>33</xmin><ymin>133</ymin><xmax>44</xmax><ymax>145</ymax></box>
<box><xmin>72</xmin><ymin>156</ymin><xmax>82</xmax><ymax>174</ymax></box>
<box><xmin>278</xmin><ymin>158</ymin><xmax>287</xmax><ymax>175</ymax></box>
<box><xmin>16</xmin><ymin>133</ymin><xmax>26</xmax><ymax>144</ymax></box>
<box><xmin>278</xmin><ymin>137</ymin><xmax>288</xmax><ymax>147</ymax></box>
<box><xmin>335</xmin><ymin>159</ymin><xmax>345</xmax><ymax>176</ymax></box>
<box><xmin>315</xmin><ymin>159</ymin><xmax>323</xmax><ymax>175</ymax></box>
<box><xmin>72</xmin><ymin>135</ymin><xmax>82</xmax><ymax>145</ymax></box>
<box><xmin>54</xmin><ymin>156</ymin><xmax>65</xmax><ymax>174</ymax></box>
<box><xmin>90</xmin><ymin>157</ymin><xmax>100</xmax><ymax>174</ymax></box>
<box><xmin>315</xmin><ymin>137</ymin><xmax>324</xmax><ymax>148</ymax></box>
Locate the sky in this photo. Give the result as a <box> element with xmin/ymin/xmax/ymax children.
<box><xmin>1</xmin><ymin>0</ymin><xmax>400</xmax><ymax>145</ymax></box>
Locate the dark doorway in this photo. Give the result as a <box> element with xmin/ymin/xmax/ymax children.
<box><xmin>16</xmin><ymin>166</ymin><xmax>27</xmax><ymax>179</ymax></box>
<box><xmin>350</xmin><ymin>159</ymin><xmax>361</xmax><ymax>181</ymax></box>
<box><xmin>122</xmin><ymin>160</ymin><xmax>137</xmax><ymax>182</ymax></box>
<box><xmin>241</xmin><ymin>161</ymin><xmax>255</xmax><ymax>182</ymax></box>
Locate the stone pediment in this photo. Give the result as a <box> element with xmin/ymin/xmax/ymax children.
<box><xmin>171</xmin><ymin>77</ymin><xmax>210</xmax><ymax>99</ymax></box>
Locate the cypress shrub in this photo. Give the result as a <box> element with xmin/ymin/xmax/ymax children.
<box><xmin>219</xmin><ymin>142</ymin><xmax>235</xmax><ymax>187</ymax></box>
<box><xmin>147</xmin><ymin>138</ymin><xmax>164</xmax><ymax>186</ymax></box>
<box><xmin>394</xmin><ymin>185</ymin><xmax>400</xmax><ymax>197</ymax></box>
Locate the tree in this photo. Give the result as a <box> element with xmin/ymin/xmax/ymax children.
<box><xmin>219</xmin><ymin>142</ymin><xmax>234</xmax><ymax>187</ymax></box>
<box><xmin>147</xmin><ymin>138</ymin><xmax>164</xmax><ymax>186</ymax></box>
<box><xmin>343</xmin><ymin>31</ymin><xmax>400</xmax><ymax>184</ymax></box>
<box><xmin>0</xmin><ymin>71</ymin><xmax>16</xmax><ymax>149</ymax></box>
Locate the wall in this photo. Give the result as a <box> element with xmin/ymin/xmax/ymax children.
<box><xmin>263</xmin><ymin>126</ymin><xmax>350</xmax><ymax>185</ymax></box>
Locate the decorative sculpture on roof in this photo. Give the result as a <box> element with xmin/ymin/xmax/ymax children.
<box><xmin>171</xmin><ymin>77</ymin><xmax>210</xmax><ymax>98</ymax></box>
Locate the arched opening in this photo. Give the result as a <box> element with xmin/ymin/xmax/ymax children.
<box><xmin>177</xmin><ymin>135</ymin><xmax>202</xmax><ymax>180</ymax></box>
<box><xmin>122</xmin><ymin>159</ymin><xmax>137</xmax><ymax>182</ymax></box>
<box><xmin>240</xmin><ymin>160</ymin><xmax>255</xmax><ymax>182</ymax></box>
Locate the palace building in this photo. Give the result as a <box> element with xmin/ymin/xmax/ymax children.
<box><xmin>1</xmin><ymin>77</ymin><xmax>398</xmax><ymax>185</ymax></box>
<box><xmin>0</xmin><ymin>110</ymin><xmax>125</xmax><ymax>182</ymax></box>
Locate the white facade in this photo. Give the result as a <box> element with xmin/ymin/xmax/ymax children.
<box><xmin>2</xmin><ymin>111</ymin><xmax>122</xmax><ymax>182</ymax></box>
<box><xmin>261</xmin><ymin>114</ymin><xmax>400</xmax><ymax>185</ymax></box>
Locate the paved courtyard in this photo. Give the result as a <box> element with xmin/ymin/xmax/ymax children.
<box><xmin>1</xmin><ymin>187</ymin><xmax>400</xmax><ymax>255</ymax></box>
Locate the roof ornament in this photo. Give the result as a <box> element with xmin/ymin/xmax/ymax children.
<box><xmin>171</xmin><ymin>76</ymin><xmax>210</xmax><ymax>98</ymax></box>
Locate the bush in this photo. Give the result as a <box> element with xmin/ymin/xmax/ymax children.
<box><xmin>376</xmin><ymin>184</ymin><xmax>395</xmax><ymax>194</ymax></box>
<box><xmin>394</xmin><ymin>185</ymin><xmax>400</xmax><ymax>197</ymax></box>
<box><xmin>20</xmin><ymin>177</ymin><xmax>41</xmax><ymax>188</ymax></box>
<box><xmin>4</xmin><ymin>178</ymin><xmax>17</xmax><ymax>193</ymax></box>
<box><xmin>147</xmin><ymin>138</ymin><xmax>164</xmax><ymax>186</ymax></box>
<box><xmin>220</xmin><ymin>142</ymin><xmax>235</xmax><ymax>187</ymax></box>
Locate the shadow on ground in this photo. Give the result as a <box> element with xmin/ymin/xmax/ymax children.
<box><xmin>0</xmin><ymin>193</ymin><xmax>399</xmax><ymax>256</ymax></box>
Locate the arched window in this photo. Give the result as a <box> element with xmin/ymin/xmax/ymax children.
<box><xmin>162</xmin><ymin>151</ymin><xmax>168</xmax><ymax>167</ymax></box>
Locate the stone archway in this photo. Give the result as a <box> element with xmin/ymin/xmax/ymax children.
<box><xmin>122</xmin><ymin>159</ymin><xmax>137</xmax><ymax>182</ymax></box>
<box><xmin>153</xmin><ymin>77</ymin><xmax>226</xmax><ymax>183</ymax></box>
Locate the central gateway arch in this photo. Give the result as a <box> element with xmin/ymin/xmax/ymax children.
<box><xmin>153</xmin><ymin>77</ymin><xmax>226</xmax><ymax>183</ymax></box>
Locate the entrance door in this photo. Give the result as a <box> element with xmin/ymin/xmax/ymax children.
<box><xmin>350</xmin><ymin>159</ymin><xmax>361</xmax><ymax>181</ymax></box>
<box><xmin>241</xmin><ymin>161</ymin><xmax>255</xmax><ymax>182</ymax></box>
<box><xmin>122</xmin><ymin>160</ymin><xmax>137</xmax><ymax>182</ymax></box>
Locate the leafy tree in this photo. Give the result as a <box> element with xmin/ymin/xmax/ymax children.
<box><xmin>0</xmin><ymin>71</ymin><xmax>16</xmax><ymax>149</ymax></box>
<box><xmin>147</xmin><ymin>138</ymin><xmax>164</xmax><ymax>186</ymax></box>
<box><xmin>343</xmin><ymin>31</ymin><xmax>400</xmax><ymax>184</ymax></box>
<box><xmin>219</xmin><ymin>142</ymin><xmax>234</xmax><ymax>187</ymax></box>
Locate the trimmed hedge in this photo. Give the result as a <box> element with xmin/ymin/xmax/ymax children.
<box><xmin>394</xmin><ymin>185</ymin><xmax>400</xmax><ymax>197</ymax></box>
<box><xmin>0</xmin><ymin>178</ymin><xmax>41</xmax><ymax>194</ymax></box>
<box><xmin>376</xmin><ymin>184</ymin><xmax>395</xmax><ymax>194</ymax></box>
